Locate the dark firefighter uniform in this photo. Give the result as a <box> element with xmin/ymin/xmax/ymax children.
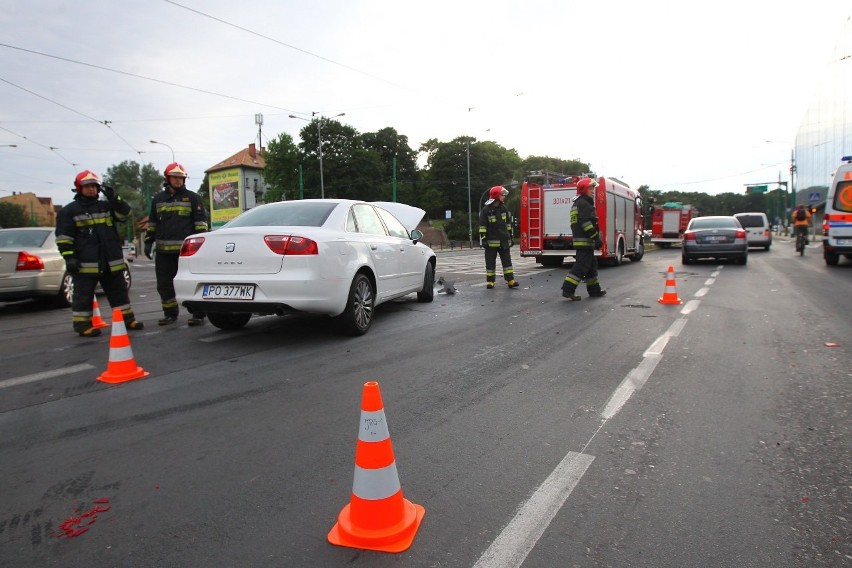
<box><xmin>56</xmin><ymin>187</ymin><xmax>141</xmax><ymax>334</ymax></box>
<box><xmin>562</xmin><ymin>181</ymin><xmax>605</xmax><ymax>300</ymax></box>
<box><xmin>145</xmin><ymin>184</ymin><xmax>208</xmax><ymax>321</ymax></box>
<box><xmin>478</xmin><ymin>191</ymin><xmax>518</xmax><ymax>288</ymax></box>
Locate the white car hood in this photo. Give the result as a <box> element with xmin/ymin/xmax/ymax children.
<box><xmin>371</xmin><ymin>202</ymin><xmax>425</xmax><ymax>233</ymax></box>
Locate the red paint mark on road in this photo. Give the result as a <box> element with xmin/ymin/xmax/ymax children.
<box><xmin>52</xmin><ymin>498</ymin><xmax>111</xmax><ymax>539</ymax></box>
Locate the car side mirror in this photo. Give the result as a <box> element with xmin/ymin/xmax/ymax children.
<box><xmin>410</xmin><ymin>229</ymin><xmax>423</xmax><ymax>244</ymax></box>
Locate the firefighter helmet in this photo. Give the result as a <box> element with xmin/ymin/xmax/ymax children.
<box><xmin>576</xmin><ymin>177</ymin><xmax>598</xmax><ymax>196</ymax></box>
<box><xmin>489</xmin><ymin>186</ymin><xmax>509</xmax><ymax>201</ymax></box>
<box><xmin>73</xmin><ymin>170</ymin><xmax>101</xmax><ymax>192</ymax></box>
<box><xmin>164</xmin><ymin>162</ymin><xmax>188</xmax><ymax>179</ymax></box>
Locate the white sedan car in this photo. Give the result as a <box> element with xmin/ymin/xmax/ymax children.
<box><xmin>174</xmin><ymin>199</ymin><xmax>437</xmax><ymax>335</ymax></box>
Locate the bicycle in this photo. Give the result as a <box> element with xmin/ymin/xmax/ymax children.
<box><xmin>795</xmin><ymin>230</ymin><xmax>808</xmax><ymax>256</ymax></box>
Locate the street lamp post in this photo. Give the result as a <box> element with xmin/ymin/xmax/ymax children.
<box><xmin>149</xmin><ymin>140</ymin><xmax>175</xmax><ymax>162</ymax></box>
<box><xmin>289</xmin><ymin>113</ymin><xmax>345</xmax><ymax>199</ymax></box>
<box><xmin>466</xmin><ymin>141</ymin><xmax>472</xmax><ymax>247</ymax></box>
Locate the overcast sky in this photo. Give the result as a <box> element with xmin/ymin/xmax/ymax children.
<box><xmin>1</xmin><ymin>1</ymin><xmax>850</xmax><ymax>206</ymax></box>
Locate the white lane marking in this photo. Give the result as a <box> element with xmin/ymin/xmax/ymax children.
<box><xmin>695</xmin><ymin>287</ymin><xmax>709</xmax><ymax>297</ymax></box>
<box><xmin>681</xmin><ymin>299</ymin><xmax>701</xmax><ymax>315</ymax></box>
<box><xmin>472</xmin><ymin>452</ymin><xmax>595</xmax><ymax>568</ymax></box>
<box><xmin>704</xmin><ymin>278</ymin><xmax>715</xmax><ymax>286</ymax></box>
<box><xmin>603</xmin><ymin>317</ymin><xmax>687</xmax><ymax>418</ymax></box>
<box><xmin>0</xmin><ymin>364</ymin><xmax>96</xmax><ymax>390</ymax></box>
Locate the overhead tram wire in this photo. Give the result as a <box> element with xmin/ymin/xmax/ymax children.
<box><xmin>0</xmin><ymin>75</ymin><xmax>142</xmax><ymax>160</ymax></box>
<box><xmin>0</xmin><ymin>124</ymin><xmax>79</xmax><ymax>170</ymax></box>
<box><xmin>163</xmin><ymin>0</ymin><xmax>415</xmax><ymax>94</ymax></box>
<box><xmin>0</xmin><ymin>43</ymin><xmax>301</xmax><ymax>114</ymax></box>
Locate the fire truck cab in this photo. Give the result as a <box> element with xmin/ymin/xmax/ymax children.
<box><xmin>519</xmin><ymin>171</ymin><xmax>645</xmax><ymax>267</ymax></box>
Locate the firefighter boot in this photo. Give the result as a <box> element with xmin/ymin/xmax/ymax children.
<box><xmin>77</xmin><ymin>326</ymin><xmax>103</xmax><ymax>338</ymax></box>
<box><xmin>187</xmin><ymin>314</ymin><xmax>205</xmax><ymax>327</ymax></box>
<box><xmin>126</xmin><ymin>320</ymin><xmax>145</xmax><ymax>330</ymax></box>
<box><xmin>486</xmin><ymin>282</ymin><xmax>495</xmax><ymax>290</ymax></box>
<box><xmin>158</xmin><ymin>312</ymin><xmax>179</xmax><ymax>326</ymax></box>
<box><xmin>561</xmin><ymin>282</ymin><xmax>581</xmax><ymax>301</ymax></box>
<box><xmin>588</xmin><ymin>290</ymin><xmax>607</xmax><ymax>298</ymax></box>
<box><xmin>507</xmin><ymin>279</ymin><xmax>519</xmax><ymax>288</ymax></box>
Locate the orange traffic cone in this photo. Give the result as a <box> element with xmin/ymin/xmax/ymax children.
<box><xmin>658</xmin><ymin>265</ymin><xmax>683</xmax><ymax>305</ymax></box>
<box><xmin>91</xmin><ymin>297</ymin><xmax>109</xmax><ymax>329</ymax></box>
<box><xmin>328</xmin><ymin>381</ymin><xmax>425</xmax><ymax>553</ymax></box>
<box><xmin>97</xmin><ymin>308</ymin><xmax>149</xmax><ymax>384</ymax></box>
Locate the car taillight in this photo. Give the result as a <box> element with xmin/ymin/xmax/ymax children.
<box><xmin>264</xmin><ymin>235</ymin><xmax>319</xmax><ymax>255</ymax></box>
<box><xmin>180</xmin><ymin>237</ymin><xmax>205</xmax><ymax>256</ymax></box>
<box><xmin>735</xmin><ymin>229</ymin><xmax>746</xmax><ymax>239</ymax></box>
<box><xmin>16</xmin><ymin>251</ymin><xmax>44</xmax><ymax>271</ymax></box>
<box><xmin>683</xmin><ymin>231</ymin><xmax>696</xmax><ymax>241</ymax></box>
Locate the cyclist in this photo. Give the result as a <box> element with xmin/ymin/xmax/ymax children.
<box><xmin>791</xmin><ymin>204</ymin><xmax>811</xmax><ymax>251</ymax></box>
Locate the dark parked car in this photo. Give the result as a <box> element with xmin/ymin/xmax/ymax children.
<box><xmin>681</xmin><ymin>216</ymin><xmax>748</xmax><ymax>265</ymax></box>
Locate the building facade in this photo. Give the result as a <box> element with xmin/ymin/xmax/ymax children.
<box><xmin>793</xmin><ymin>15</ymin><xmax>852</xmax><ymax>208</ymax></box>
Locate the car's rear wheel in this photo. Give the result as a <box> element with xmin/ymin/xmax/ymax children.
<box><xmin>738</xmin><ymin>255</ymin><xmax>748</xmax><ymax>265</ymax></box>
<box><xmin>207</xmin><ymin>312</ymin><xmax>251</xmax><ymax>330</ymax></box>
<box><xmin>336</xmin><ymin>273</ymin><xmax>374</xmax><ymax>336</ymax></box>
<box><xmin>825</xmin><ymin>251</ymin><xmax>839</xmax><ymax>265</ymax></box>
<box><xmin>681</xmin><ymin>253</ymin><xmax>692</xmax><ymax>265</ymax></box>
<box><xmin>417</xmin><ymin>262</ymin><xmax>435</xmax><ymax>303</ymax></box>
<box><xmin>58</xmin><ymin>271</ymin><xmax>73</xmax><ymax>307</ymax></box>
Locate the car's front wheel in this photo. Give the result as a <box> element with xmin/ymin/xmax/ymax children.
<box><xmin>336</xmin><ymin>273</ymin><xmax>374</xmax><ymax>336</ymax></box>
<box><xmin>207</xmin><ymin>312</ymin><xmax>251</xmax><ymax>330</ymax></box>
<box><xmin>417</xmin><ymin>262</ymin><xmax>434</xmax><ymax>303</ymax></box>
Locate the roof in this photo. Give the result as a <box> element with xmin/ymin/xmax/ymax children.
<box><xmin>206</xmin><ymin>144</ymin><xmax>266</xmax><ymax>174</ymax></box>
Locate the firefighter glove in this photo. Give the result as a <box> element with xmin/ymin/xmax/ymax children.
<box><xmin>594</xmin><ymin>237</ymin><xmax>603</xmax><ymax>250</ymax></box>
<box><xmin>101</xmin><ymin>185</ymin><xmax>116</xmax><ymax>201</ymax></box>
<box><xmin>144</xmin><ymin>241</ymin><xmax>154</xmax><ymax>259</ymax></box>
<box><xmin>65</xmin><ymin>257</ymin><xmax>80</xmax><ymax>274</ymax></box>
<box><xmin>508</xmin><ymin>239</ymin><xmax>514</xmax><ymax>248</ymax></box>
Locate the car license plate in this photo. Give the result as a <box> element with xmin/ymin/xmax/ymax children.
<box><xmin>705</xmin><ymin>236</ymin><xmax>725</xmax><ymax>242</ymax></box>
<box><xmin>836</xmin><ymin>238</ymin><xmax>852</xmax><ymax>245</ymax></box>
<box><xmin>202</xmin><ymin>284</ymin><xmax>255</xmax><ymax>300</ymax></box>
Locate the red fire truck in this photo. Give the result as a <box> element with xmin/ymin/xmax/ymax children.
<box><xmin>650</xmin><ymin>203</ymin><xmax>698</xmax><ymax>247</ymax></box>
<box><xmin>519</xmin><ymin>171</ymin><xmax>645</xmax><ymax>267</ymax></box>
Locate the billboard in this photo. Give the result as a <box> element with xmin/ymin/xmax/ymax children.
<box><xmin>209</xmin><ymin>169</ymin><xmax>241</xmax><ymax>227</ymax></box>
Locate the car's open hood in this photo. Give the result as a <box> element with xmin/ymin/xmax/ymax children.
<box><xmin>372</xmin><ymin>202</ymin><xmax>426</xmax><ymax>233</ymax></box>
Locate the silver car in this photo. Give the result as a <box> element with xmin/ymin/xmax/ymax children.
<box><xmin>0</xmin><ymin>227</ymin><xmax>131</xmax><ymax>307</ymax></box>
<box><xmin>681</xmin><ymin>216</ymin><xmax>748</xmax><ymax>265</ymax></box>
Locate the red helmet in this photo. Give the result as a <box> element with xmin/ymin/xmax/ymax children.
<box><xmin>489</xmin><ymin>186</ymin><xmax>509</xmax><ymax>201</ymax></box>
<box><xmin>576</xmin><ymin>177</ymin><xmax>598</xmax><ymax>196</ymax></box>
<box><xmin>74</xmin><ymin>170</ymin><xmax>101</xmax><ymax>192</ymax></box>
<box><xmin>164</xmin><ymin>162</ymin><xmax>188</xmax><ymax>179</ymax></box>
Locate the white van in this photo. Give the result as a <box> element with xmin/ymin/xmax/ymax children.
<box><xmin>733</xmin><ymin>212</ymin><xmax>772</xmax><ymax>250</ymax></box>
<box><xmin>822</xmin><ymin>155</ymin><xmax>852</xmax><ymax>266</ymax></box>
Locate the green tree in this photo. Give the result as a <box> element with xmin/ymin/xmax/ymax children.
<box><xmin>102</xmin><ymin>160</ymin><xmax>161</xmax><ymax>241</ymax></box>
<box><xmin>262</xmin><ymin>133</ymin><xmax>300</xmax><ymax>202</ymax></box>
<box><xmin>361</xmin><ymin>127</ymin><xmax>419</xmax><ymax>204</ymax></box>
<box><xmin>0</xmin><ymin>202</ymin><xmax>27</xmax><ymax>228</ymax></box>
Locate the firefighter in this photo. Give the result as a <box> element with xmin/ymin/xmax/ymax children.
<box><xmin>144</xmin><ymin>162</ymin><xmax>209</xmax><ymax>326</ymax></box>
<box><xmin>478</xmin><ymin>185</ymin><xmax>519</xmax><ymax>289</ymax></box>
<box><xmin>56</xmin><ymin>170</ymin><xmax>144</xmax><ymax>336</ymax></box>
<box><xmin>561</xmin><ymin>177</ymin><xmax>606</xmax><ymax>301</ymax></box>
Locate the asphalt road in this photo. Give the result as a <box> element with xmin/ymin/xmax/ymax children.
<box><xmin>0</xmin><ymin>239</ymin><xmax>849</xmax><ymax>567</ymax></box>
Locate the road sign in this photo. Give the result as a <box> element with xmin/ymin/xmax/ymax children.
<box><xmin>808</xmin><ymin>192</ymin><xmax>821</xmax><ymax>202</ymax></box>
<box><xmin>749</xmin><ymin>185</ymin><xmax>768</xmax><ymax>193</ymax></box>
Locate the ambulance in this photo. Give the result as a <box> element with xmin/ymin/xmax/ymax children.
<box><xmin>519</xmin><ymin>171</ymin><xmax>645</xmax><ymax>267</ymax></box>
<box><xmin>822</xmin><ymin>155</ymin><xmax>852</xmax><ymax>266</ymax></box>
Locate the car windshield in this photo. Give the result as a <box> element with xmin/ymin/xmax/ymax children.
<box><xmin>224</xmin><ymin>202</ymin><xmax>337</xmax><ymax>228</ymax></box>
<box><xmin>0</xmin><ymin>229</ymin><xmax>50</xmax><ymax>248</ymax></box>
<box><xmin>690</xmin><ymin>217</ymin><xmax>739</xmax><ymax>230</ymax></box>
<box><xmin>735</xmin><ymin>215</ymin><xmax>765</xmax><ymax>228</ymax></box>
